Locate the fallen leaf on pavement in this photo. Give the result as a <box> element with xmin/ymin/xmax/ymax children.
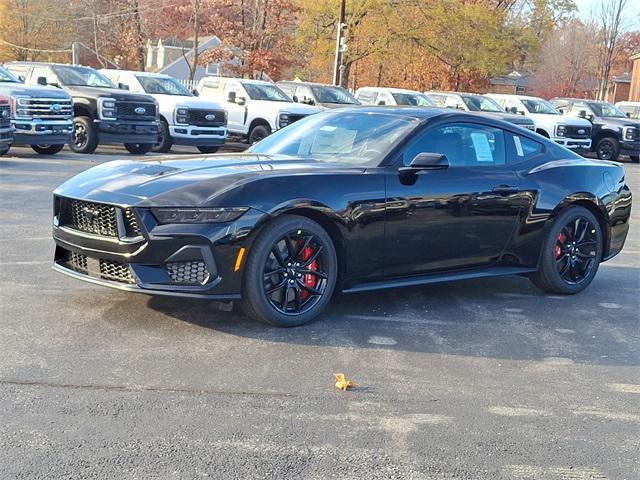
<box><xmin>334</xmin><ymin>373</ymin><xmax>356</xmax><ymax>391</ymax></box>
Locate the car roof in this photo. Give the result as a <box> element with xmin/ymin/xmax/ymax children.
<box><xmin>358</xmin><ymin>87</ymin><xmax>425</xmax><ymax>94</ymax></box>
<box><xmin>552</xmin><ymin>97</ymin><xmax>608</xmax><ymax>104</ymax></box>
<box><xmin>487</xmin><ymin>93</ymin><xmax>545</xmax><ymax>101</ymax></box>
<box><xmin>101</xmin><ymin>69</ymin><xmax>171</xmax><ymax>78</ymax></box>
<box><xmin>277</xmin><ymin>81</ymin><xmax>336</xmax><ymax>87</ymax></box>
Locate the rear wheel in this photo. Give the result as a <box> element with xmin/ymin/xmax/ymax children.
<box><xmin>124</xmin><ymin>143</ymin><xmax>154</xmax><ymax>155</ymax></box>
<box><xmin>595</xmin><ymin>137</ymin><xmax>620</xmax><ymax>161</ymax></box>
<box><xmin>248</xmin><ymin>124</ymin><xmax>271</xmax><ymax>145</ymax></box>
<box><xmin>32</xmin><ymin>144</ymin><xmax>64</xmax><ymax>155</ymax></box>
<box><xmin>197</xmin><ymin>146</ymin><xmax>220</xmax><ymax>154</ymax></box>
<box><xmin>152</xmin><ymin>120</ymin><xmax>173</xmax><ymax>153</ymax></box>
<box><xmin>70</xmin><ymin>116</ymin><xmax>98</xmax><ymax>154</ymax></box>
<box><xmin>241</xmin><ymin>215</ymin><xmax>337</xmax><ymax>327</ymax></box>
<box><xmin>530</xmin><ymin>206</ymin><xmax>602</xmax><ymax>294</ymax></box>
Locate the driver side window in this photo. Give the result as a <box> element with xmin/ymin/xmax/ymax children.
<box><xmin>403</xmin><ymin>123</ymin><xmax>506</xmax><ymax>167</ymax></box>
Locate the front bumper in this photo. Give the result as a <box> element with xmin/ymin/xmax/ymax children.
<box><xmin>0</xmin><ymin>126</ymin><xmax>13</xmax><ymax>146</ymax></box>
<box><xmin>96</xmin><ymin>119</ymin><xmax>159</xmax><ymax>145</ymax></box>
<box><xmin>169</xmin><ymin>124</ymin><xmax>227</xmax><ymax>146</ymax></box>
<box><xmin>52</xmin><ymin>199</ymin><xmax>266</xmax><ymax>300</ymax></box>
<box><xmin>620</xmin><ymin>139</ymin><xmax>640</xmax><ymax>156</ymax></box>
<box><xmin>552</xmin><ymin>137</ymin><xmax>591</xmax><ymax>149</ymax></box>
<box><xmin>11</xmin><ymin>119</ymin><xmax>72</xmax><ymax>146</ymax></box>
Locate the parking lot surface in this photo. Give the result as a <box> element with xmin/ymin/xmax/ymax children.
<box><xmin>1</xmin><ymin>146</ymin><xmax>638</xmax><ymax>479</ymax></box>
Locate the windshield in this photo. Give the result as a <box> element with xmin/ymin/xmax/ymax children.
<box><xmin>53</xmin><ymin>65</ymin><xmax>115</xmax><ymax>88</ymax></box>
<box><xmin>521</xmin><ymin>98</ymin><xmax>560</xmax><ymax>115</ymax></box>
<box><xmin>249</xmin><ymin>111</ymin><xmax>418</xmax><ymax>167</ymax></box>
<box><xmin>242</xmin><ymin>83</ymin><xmax>291</xmax><ymax>102</ymax></box>
<box><xmin>0</xmin><ymin>66</ymin><xmax>19</xmax><ymax>83</ymax></box>
<box><xmin>311</xmin><ymin>85</ymin><xmax>359</xmax><ymax>104</ymax></box>
<box><xmin>136</xmin><ymin>75</ymin><xmax>191</xmax><ymax>96</ymax></box>
<box><xmin>588</xmin><ymin>102</ymin><xmax>627</xmax><ymax>118</ymax></box>
<box><xmin>391</xmin><ymin>93</ymin><xmax>433</xmax><ymax>106</ymax></box>
<box><xmin>462</xmin><ymin>95</ymin><xmax>503</xmax><ymax>112</ymax></box>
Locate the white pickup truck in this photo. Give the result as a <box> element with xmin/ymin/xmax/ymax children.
<box><xmin>486</xmin><ymin>93</ymin><xmax>592</xmax><ymax>151</ymax></box>
<box><xmin>196</xmin><ymin>77</ymin><xmax>319</xmax><ymax>144</ymax></box>
<box><xmin>102</xmin><ymin>70</ymin><xmax>227</xmax><ymax>153</ymax></box>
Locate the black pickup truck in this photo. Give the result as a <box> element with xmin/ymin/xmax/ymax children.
<box><xmin>5</xmin><ymin>62</ymin><xmax>159</xmax><ymax>154</ymax></box>
<box><xmin>551</xmin><ymin>97</ymin><xmax>640</xmax><ymax>162</ymax></box>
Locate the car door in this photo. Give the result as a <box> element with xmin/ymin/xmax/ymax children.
<box><xmin>384</xmin><ymin>121</ymin><xmax>524</xmax><ymax>276</ymax></box>
<box><xmin>223</xmin><ymin>80</ymin><xmax>247</xmax><ymax>134</ymax></box>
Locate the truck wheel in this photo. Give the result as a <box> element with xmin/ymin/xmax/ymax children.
<box><xmin>595</xmin><ymin>137</ymin><xmax>619</xmax><ymax>161</ymax></box>
<box><xmin>630</xmin><ymin>155</ymin><xmax>639</xmax><ymax>163</ymax></box>
<box><xmin>70</xmin><ymin>116</ymin><xmax>98</xmax><ymax>154</ymax></box>
<box><xmin>32</xmin><ymin>144</ymin><xmax>64</xmax><ymax>155</ymax></box>
<box><xmin>152</xmin><ymin>120</ymin><xmax>173</xmax><ymax>153</ymax></box>
<box><xmin>197</xmin><ymin>146</ymin><xmax>219</xmax><ymax>154</ymax></box>
<box><xmin>124</xmin><ymin>143</ymin><xmax>154</xmax><ymax>155</ymax></box>
<box><xmin>0</xmin><ymin>145</ymin><xmax>9</xmax><ymax>156</ymax></box>
<box><xmin>249</xmin><ymin>124</ymin><xmax>271</xmax><ymax>144</ymax></box>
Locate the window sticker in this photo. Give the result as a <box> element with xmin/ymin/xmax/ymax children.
<box><xmin>513</xmin><ymin>136</ymin><xmax>524</xmax><ymax>156</ymax></box>
<box><xmin>470</xmin><ymin>132</ymin><xmax>494</xmax><ymax>162</ymax></box>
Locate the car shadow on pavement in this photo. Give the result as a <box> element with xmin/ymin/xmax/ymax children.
<box><xmin>145</xmin><ymin>264</ymin><xmax>639</xmax><ymax>367</ymax></box>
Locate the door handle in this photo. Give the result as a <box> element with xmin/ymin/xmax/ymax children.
<box><xmin>492</xmin><ymin>185</ymin><xmax>519</xmax><ymax>195</ymax></box>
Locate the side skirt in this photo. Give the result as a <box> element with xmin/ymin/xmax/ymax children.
<box><xmin>341</xmin><ymin>266</ymin><xmax>536</xmax><ymax>294</ymax></box>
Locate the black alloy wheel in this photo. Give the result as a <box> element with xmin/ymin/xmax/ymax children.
<box><xmin>530</xmin><ymin>206</ymin><xmax>602</xmax><ymax>294</ymax></box>
<box><xmin>241</xmin><ymin>215</ymin><xmax>337</xmax><ymax>326</ymax></box>
<box><xmin>595</xmin><ymin>137</ymin><xmax>619</xmax><ymax>161</ymax></box>
<box><xmin>124</xmin><ymin>143</ymin><xmax>154</xmax><ymax>154</ymax></box>
<box><xmin>248</xmin><ymin>124</ymin><xmax>270</xmax><ymax>145</ymax></box>
<box><xmin>197</xmin><ymin>146</ymin><xmax>220</xmax><ymax>154</ymax></box>
<box><xmin>70</xmin><ymin>116</ymin><xmax>98</xmax><ymax>154</ymax></box>
<box><xmin>32</xmin><ymin>144</ymin><xmax>64</xmax><ymax>155</ymax></box>
<box><xmin>152</xmin><ymin>120</ymin><xmax>173</xmax><ymax>153</ymax></box>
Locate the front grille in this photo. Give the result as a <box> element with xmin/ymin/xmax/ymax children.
<box><xmin>289</xmin><ymin>114</ymin><xmax>308</xmax><ymax>124</ymax></box>
<box><xmin>123</xmin><ymin>208</ymin><xmax>142</xmax><ymax>237</ymax></box>
<box><xmin>100</xmin><ymin>259</ymin><xmax>134</xmax><ymax>283</ymax></box>
<box><xmin>188</xmin><ymin>109</ymin><xmax>226</xmax><ymax>127</ymax></box>
<box><xmin>69</xmin><ymin>200</ymin><xmax>118</xmax><ymax>237</ymax></box>
<box><xmin>0</xmin><ymin>104</ymin><xmax>10</xmax><ymax>128</ymax></box>
<box><xmin>69</xmin><ymin>251</ymin><xmax>88</xmax><ymax>273</ymax></box>
<box><xmin>564</xmin><ymin>125</ymin><xmax>591</xmax><ymax>139</ymax></box>
<box><xmin>116</xmin><ymin>101</ymin><xmax>157</xmax><ymax>121</ymax></box>
<box><xmin>17</xmin><ymin>97</ymin><xmax>72</xmax><ymax>120</ymax></box>
<box><xmin>166</xmin><ymin>261</ymin><xmax>210</xmax><ymax>285</ymax></box>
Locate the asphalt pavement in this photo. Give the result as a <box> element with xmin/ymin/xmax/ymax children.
<box><xmin>0</xmin><ymin>145</ymin><xmax>638</xmax><ymax>479</ymax></box>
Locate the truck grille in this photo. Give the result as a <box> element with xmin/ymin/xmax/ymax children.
<box><xmin>0</xmin><ymin>103</ymin><xmax>10</xmax><ymax>128</ymax></box>
<box><xmin>166</xmin><ymin>261</ymin><xmax>211</xmax><ymax>285</ymax></box>
<box><xmin>60</xmin><ymin>198</ymin><xmax>142</xmax><ymax>238</ymax></box>
<box><xmin>116</xmin><ymin>101</ymin><xmax>157</xmax><ymax>121</ymax></box>
<box><xmin>17</xmin><ymin>97</ymin><xmax>72</xmax><ymax>120</ymax></box>
<box><xmin>188</xmin><ymin>109</ymin><xmax>226</xmax><ymax>127</ymax></box>
<box><xmin>289</xmin><ymin>114</ymin><xmax>308</xmax><ymax>124</ymax></box>
<box><xmin>564</xmin><ymin>125</ymin><xmax>591</xmax><ymax>139</ymax></box>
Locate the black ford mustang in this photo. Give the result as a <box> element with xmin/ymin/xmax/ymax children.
<box><xmin>52</xmin><ymin>107</ymin><xmax>632</xmax><ymax>326</ymax></box>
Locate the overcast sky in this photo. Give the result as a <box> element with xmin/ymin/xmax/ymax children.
<box><xmin>573</xmin><ymin>0</ymin><xmax>640</xmax><ymax>23</ymax></box>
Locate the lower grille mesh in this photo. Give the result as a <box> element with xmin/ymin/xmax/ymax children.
<box><xmin>166</xmin><ymin>261</ymin><xmax>210</xmax><ymax>285</ymax></box>
<box><xmin>99</xmin><ymin>259</ymin><xmax>134</xmax><ymax>284</ymax></box>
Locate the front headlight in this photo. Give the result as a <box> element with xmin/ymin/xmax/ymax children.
<box><xmin>556</xmin><ymin>124</ymin><xmax>566</xmax><ymax>137</ymax></box>
<box><xmin>175</xmin><ymin>106</ymin><xmax>189</xmax><ymax>125</ymax></box>
<box><xmin>278</xmin><ymin>112</ymin><xmax>290</xmax><ymax>128</ymax></box>
<box><xmin>11</xmin><ymin>95</ymin><xmax>32</xmax><ymax>119</ymax></box>
<box><xmin>98</xmin><ymin>97</ymin><xmax>117</xmax><ymax>120</ymax></box>
<box><xmin>623</xmin><ymin>126</ymin><xmax>637</xmax><ymax>141</ymax></box>
<box><xmin>151</xmin><ymin>207</ymin><xmax>249</xmax><ymax>224</ymax></box>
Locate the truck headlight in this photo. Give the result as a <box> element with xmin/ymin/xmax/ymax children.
<box><xmin>556</xmin><ymin>124</ymin><xmax>566</xmax><ymax>137</ymax></box>
<box><xmin>278</xmin><ymin>112</ymin><xmax>290</xmax><ymax>128</ymax></box>
<box><xmin>175</xmin><ymin>106</ymin><xmax>189</xmax><ymax>125</ymax></box>
<box><xmin>11</xmin><ymin>95</ymin><xmax>32</xmax><ymax>119</ymax></box>
<box><xmin>623</xmin><ymin>126</ymin><xmax>637</xmax><ymax>141</ymax></box>
<box><xmin>151</xmin><ymin>207</ymin><xmax>249</xmax><ymax>224</ymax></box>
<box><xmin>98</xmin><ymin>98</ymin><xmax>117</xmax><ymax>120</ymax></box>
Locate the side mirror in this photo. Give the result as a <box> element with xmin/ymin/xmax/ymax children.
<box><xmin>192</xmin><ymin>89</ymin><xmax>199</xmax><ymax>96</ymax></box>
<box><xmin>227</xmin><ymin>91</ymin><xmax>236</xmax><ymax>103</ymax></box>
<box><xmin>626</xmin><ymin>112</ymin><xmax>632</xmax><ymax>118</ymax></box>
<box><xmin>302</xmin><ymin>97</ymin><xmax>315</xmax><ymax>106</ymax></box>
<box><xmin>399</xmin><ymin>152</ymin><xmax>449</xmax><ymax>176</ymax></box>
<box><xmin>507</xmin><ymin>106</ymin><xmax>517</xmax><ymax>114</ymax></box>
<box><xmin>236</xmin><ymin>96</ymin><xmax>246</xmax><ymax>106</ymax></box>
<box><xmin>578</xmin><ymin>109</ymin><xmax>587</xmax><ymax>118</ymax></box>
<box><xmin>377</xmin><ymin>100</ymin><xmax>386</xmax><ymax>106</ymax></box>
<box><xmin>292</xmin><ymin>95</ymin><xmax>299</xmax><ymax>103</ymax></box>
<box><xmin>118</xmin><ymin>82</ymin><xmax>129</xmax><ymax>90</ymax></box>
<box><xmin>17</xmin><ymin>75</ymin><xmax>25</xmax><ymax>83</ymax></box>
<box><xmin>37</xmin><ymin>76</ymin><xmax>47</xmax><ymax>86</ymax></box>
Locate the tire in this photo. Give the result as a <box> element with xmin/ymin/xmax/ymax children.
<box><xmin>32</xmin><ymin>144</ymin><xmax>64</xmax><ymax>155</ymax></box>
<box><xmin>152</xmin><ymin>120</ymin><xmax>173</xmax><ymax>153</ymax></box>
<box><xmin>630</xmin><ymin>155</ymin><xmax>639</xmax><ymax>163</ymax></box>
<box><xmin>0</xmin><ymin>145</ymin><xmax>9</xmax><ymax>156</ymax></box>
<box><xmin>241</xmin><ymin>215</ymin><xmax>338</xmax><ymax>327</ymax></box>
<box><xmin>595</xmin><ymin>137</ymin><xmax>620</xmax><ymax>161</ymax></box>
<box><xmin>530</xmin><ymin>206</ymin><xmax>603</xmax><ymax>295</ymax></box>
<box><xmin>70</xmin><ymin>116</ymin><xmax>98</xmax><ymax>154</ymax></box>
<box><xmin>248</xmin><ymin>124</ymin><xmax>271</xmax><ymax>145</ymax></box>
<box><xmin>124</xmin><ymin>143</ymin><xmax>154</xmax><ymax>155</ymax></box>
<box><xmin>197</xmin><ymin>146</ymin><xmax>220</xmax><ymax>154</ymax></box>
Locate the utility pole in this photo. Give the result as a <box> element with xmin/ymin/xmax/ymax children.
<box><xmin>189</xmin><ymin>0</ymin><xmax>201</xmax><ymax>83</ymax></box>
<box><xmin>332</xmin><ymin>0</ymin><xmax>346</xmax><ymax>86</ymax></box>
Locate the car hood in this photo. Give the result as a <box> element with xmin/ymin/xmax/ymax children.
<box><xmin>318</xmin><ymin>102</ymin><xmax>361</xmax><ymax>110</ymax></box>
<box><xmin>153</xmin><ymin>94</ymin><xmax>224</xmax><ymax>115</ymax></box>
<box><xmin>0</xmin><ymin>82</ymin><xmax>71</xmax><ymax>99</ymax></box>
<box><xmin>64</xmin><ymin>85</ymin><xmax>155</xmax><ymax>102</ymax></box>
<box><xmin>595</xmin><ymin>116</ymin><xmax>640</xmax><ymax>128</ymax></box>
<box><xmin>54</xmin><ymin>153</ymin><xmax>363</xmax><ymax>207</ymax></box>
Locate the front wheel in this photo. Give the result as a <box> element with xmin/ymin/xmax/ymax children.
<box><xmin>152</xmin><ymin>120</ymin><xmax>173</xmax><ymax>153</ymax></box>
<box><xmin>32</xmin><ymin>144</ymin><xmax>64</xmax><ymax>155</ymax></box>
<box><xmin>530</xmin><ymin>206</ymin><xmax>602</xmax><ymax>295</ymax></box>
<box><xmin>70</xmin><ymin>116</ymin><xmax>98</xmax><ymax>154</ymax></box>
<box><xmin>248</xmin><ymin>124</ymin><xmax>271</xmax><ymax>145</ymax></box>
<box><xmin>197</xmin><ymin>146</ymin><xmax>220</xmax><ymax>154</ymax></box>
<box><xmin>241</xmin><ymin>215</ymin><xmax>338</xmax><ymax>327</ymax></box>
<box><xmin>595</xmin><ymin>137</ymin><xmax>620</xmax><ymax>161</ymax></box>
<box><xmin>124</xmin><ymin>143</ymin><xmax>154</xmax><ymax>155</ymax></box>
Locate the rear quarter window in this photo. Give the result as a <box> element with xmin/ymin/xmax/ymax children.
<box><xmin>509</xmin><ymin>133</ymin><xmax>544</xmax><ymax>163</ymax></box>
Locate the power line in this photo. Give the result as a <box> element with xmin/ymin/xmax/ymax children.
<box><xmin>0</xmin><ymin>39</ymin><xmax>72</xmax><ymax>53</ymax></box>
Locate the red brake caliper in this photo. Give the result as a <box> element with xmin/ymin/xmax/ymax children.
<box><xmin>555</xmin><ymin>232</ymin><xmax>566</xmax><ymax>259</ymax></box>
<box><xmin>300</xmin><ymin>246</ymin><xmax>317</xmax><ymax>301</ymax></box>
